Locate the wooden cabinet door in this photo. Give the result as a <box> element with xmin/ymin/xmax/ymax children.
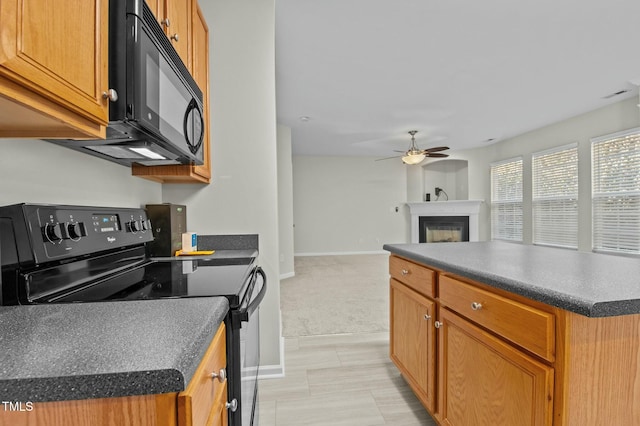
<box><xmin>164</xmin><ymin>0</ymin><xmax>191</xmax><ymax>67</ymax></box>
<box><xmin>189</xmin><ymin>1</ymin><xmax>211</xmax><ymax>181</ymax></box>
<box><xmin>0</xmin><ymin>0</ymin><xmax>108</xmax><ymax>127</ymax></box>
<box><xmin>438</xmin><ymin>309</ymin><xmax>554</xmax><ymax>426</ymax></box>
<box><xmin>390</xmin><ymin>278</ymin><xmax>436</xmax><ymax>413</ymax></box>
<box><xmin>208</xmin><ymin>381</ymin><xmax>229</xmax><ymax>426</ymax></box>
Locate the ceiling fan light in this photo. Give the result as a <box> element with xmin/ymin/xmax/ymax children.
<box><xmin>402</xmin><ymin>153</ymin><xmax>426</xmax><ymax>165</ymax></box>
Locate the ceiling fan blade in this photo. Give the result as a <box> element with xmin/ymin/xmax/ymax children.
<box><xmin>375</xmin><ymin>155</ymin><xmax>402</xmax><ymax>161</ymax></box>
<box><xmin>422</xmin><ymin>146</ymin><xmax>450</xmax><ymax>153</ymax></box>
<box><xmin>392</xmin><ymin>150</ymin><xmax>406</xmax><ymax>153</ymax></box>
<box><xmin>425</xmin><ymin>153</ymin><xmax>449</xmax><ymax>158</ymax></box>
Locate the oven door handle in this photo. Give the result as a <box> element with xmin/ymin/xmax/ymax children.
<box><xmin>238</xmin><ymin>267</ymin><xmax>267</xmax><ymax>322</ymax></box>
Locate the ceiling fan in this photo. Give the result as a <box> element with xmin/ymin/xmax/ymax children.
<box><xmin>377</xmin><ymin>130</ymin><xmax>450</xmax><ymax>164</ymax></box>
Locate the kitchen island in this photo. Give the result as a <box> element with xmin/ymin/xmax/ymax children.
<box><xmin>384</xmin><ymin>241</ymin><xmax>640</xmax><ymax>426</ymax></box>
<box><xmin>0</xmin><ymin>297</ymin><xmax>229</xmax><ymax>425</ymax></box>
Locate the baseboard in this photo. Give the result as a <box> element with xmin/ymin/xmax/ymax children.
<box><xmin>258</xmin><ymin>333</ymin><xmax>286</xmax><ymax>379</ymax></box>
<box><xmin>279</xmin><ymin>271</ymin><xmax>295</xmax><ymax>280</ymax></box>
<box><xmin>294</xmin><ymin>250</ymin><xmax>387</xmax><ymax>257</ymax></box>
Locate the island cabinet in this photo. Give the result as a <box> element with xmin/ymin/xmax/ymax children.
<box><xmin>0</xmin><ymin>0</ymin><xmax>109</xmax><ymax>139</ymax></box>
<box><xmin>388</xmin><ymin>254</ymin><xmax>640</xmax><ymax>426</ymax></box>
<box><xmin>2</xmin><ymin>323</ymin><xmax>228</xmax><ymax>426</ymax></box>
<box><xmin>437</xmin><ymin>275</ymin><xmax>555</xmax><ymax>426</ymax></box>
<box><xmin>389</xmin><ymin>256</ymin><xmax>437</xmax><ymax>413</ymax></box>
<box><xmin>132</xmin><ymin>0</ymin><xmax>211</xmax><ymax>183</ymax></box>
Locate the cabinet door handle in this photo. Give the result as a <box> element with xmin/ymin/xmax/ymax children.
<box><xmin>401</xmin><ymin>269</ymin><xmax>409</xmax><ymax>275</ymax></box>
<box><xmin>102</xmin><ymin>89</ymin><xmax>118</xmax><ymax>102</ymax></box>
<box><xmin>161</xmin><ymin>18</ymin><xmax>170</xmax><ymax>27</ymax></box>
<box><xmin>471</xmin><ymin>302</ymin><xmax>483</xmax><ymax>311</ymax></box>
<box><xmin>434</xmin><ymin>321</ymin><xmax>443</xmax><ymax>329</ymax></box>
<box><xmin>423</xmin><ymin>314</ymin><xmax>431</xmax><ymax>321</ymax></box>
<box><xmin>170</xmin><ymin>33</ymin><xmax>180</xmax><ymax>42</ymax></box>
<box><xmin>210</xmin><ymin>368</ymin><xmax>226</xmax><ymax>382</ymax></box>
<box><xmin>226</xmin><ymin>398</ymin><xmax>238</xmax><ymax>412</ymax></box>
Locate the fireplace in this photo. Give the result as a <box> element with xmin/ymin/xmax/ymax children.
<box><xmin>419</xmin><ymin>216</ymin><xmax>469</xmax><ymax>243</ymax></box>
<box><xmin>407</xmin><ymin>200</ymin><xmax>483</xmax><ymax>244</ymax></box>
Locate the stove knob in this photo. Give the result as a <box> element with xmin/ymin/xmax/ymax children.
<box><xmin>68</xmin><ymin>222</ymin><xmax>87</xmax><ymax>240</ymax></box>
<box><xmin>43</xmin><ymin>223</ymin><xmax>65</xmax><ymax>242</ymax></box>
<box><xmin>127</xmin><ymin>220</ymin><xmax>141</xmax><ymax>232</ymax></box>
<box><xmin>141</xmin><ymin>219</ymin><xmax>151</xmax><ymax>231</ymax></box>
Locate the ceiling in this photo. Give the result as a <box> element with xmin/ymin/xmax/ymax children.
<box><xmin>275</xmin><ymin>0</ymin><xmax>640</xmax><ymax>157</ymax></box>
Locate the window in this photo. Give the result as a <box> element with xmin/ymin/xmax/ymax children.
<box><xmin>491</xmin><ymin>158</ymin><xmax>523</xmax><ymax>241</ymax></box>
<box><xmin>592</xmin><ymin>128</ymin><xmax>640</xmax><ymax>255</ymax></box>
<box><xmin>532</xmin><ymin>144</ymin><xmax>578</xmax><ymax>248</ymax></box>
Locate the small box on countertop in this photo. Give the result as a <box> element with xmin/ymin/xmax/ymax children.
<box><xmin>182</xmin><ymin>232</ymin><xmax>198</xmax><ymax>253</ymax></box>
<box><xmin>145</xmin><ymin>204</ymin><xmax>186</xmax><ymax>257</ymax></box>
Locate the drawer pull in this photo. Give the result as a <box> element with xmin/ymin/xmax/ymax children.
<box><xmin>423</xmin><ymin>314</ymin><xmax>431</xmax><ymax>321</ymax></box>
<box><xmin>210</xmin><ymin>368</ymin><xmax>227</xmax><ymax>382</ymax></box>
<box><xmin>471</xmin><ymin>302</ymin><xmax>483</xmax><ymax>311</ymax></box>
<box><xmin>226</xmin><ymin>398</ymin><xmax>238</xmax><ymax>412</ymax></box>
<box><xmin>434</xmin><ymin>321</ymin><xmax>443</xmax><ymax>329</ymax></box>
<box><xmin>401</xmin><ymin>269</ymin><xmax>409</xmax><ymax>275</ymax></box>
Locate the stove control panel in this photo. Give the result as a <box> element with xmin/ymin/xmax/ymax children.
<box><xmin>0</xmin><ymin>204</ymin><xmax>155</xmax><ymax>265</ymax></box>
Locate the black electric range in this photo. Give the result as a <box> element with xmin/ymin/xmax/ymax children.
<box><xmin>0</xmin><ymin>203</ymin><xmax>265</xmax><ymax>426</ymax></box>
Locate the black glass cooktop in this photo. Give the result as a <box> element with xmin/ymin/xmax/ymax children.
<box><xmin>25</xmin><ymin>256</ymin><xmax>255</xmax><ymax>307</ymax></box>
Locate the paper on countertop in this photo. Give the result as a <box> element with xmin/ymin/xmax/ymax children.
<box><xmin>174</xmin><ymin>250</ymin><xmax>215</xmax><ymax>256</ymax></box>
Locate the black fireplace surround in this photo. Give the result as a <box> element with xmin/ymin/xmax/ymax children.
<box><xmin>419</xmin><ymin>216</ymin><xmax>470</xmax><ymax>243</ymax></box>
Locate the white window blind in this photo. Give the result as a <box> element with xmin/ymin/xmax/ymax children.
<box><xmin>491</xmin><ymin>158</ymin><xmax>523</xmax><ymax>241</ymax></box>
<box><xmin>592</xmin><ymin>129</ymin><xmax>640</xmax><ymax>255</ymax></box>
<box><xmin>532</xmin><ymin>144</ymin><xmax>578</xmax><ymax>249</ymax></box>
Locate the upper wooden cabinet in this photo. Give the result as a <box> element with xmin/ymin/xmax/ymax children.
<box><xmin>133</xmin><ymin>0</ymin><xmax>211</xmax><ymax>183</ymax></box>
<box><xmin>0</xmin><ymin>0</ymin><xmax>108</xmax><ymax>139</ymax></box>
<box><xmin>147</xmin><ymin>0</ymin><xmax>192</xmax><ymax>68</ymax></box>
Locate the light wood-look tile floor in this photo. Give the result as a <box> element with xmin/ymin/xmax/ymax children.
<box><xmin>258</xmin><ymin>255</ymin><xmax>438</xmax><ymax>425</ymax></box>
<box><xmin>258</xmin><ymin>333</ymin><xmax>437</xmax><ymax>425</ymax></box>
<box><xmin>258</xmin><ymin>332</ymin><xmax>436</xmax><ymax>426</ymax></box>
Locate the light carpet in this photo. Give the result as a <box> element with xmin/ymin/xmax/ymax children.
<box><xmin>280</xmin><ymin>254</ymin><xmax>390</xmax><ymax>337</ymax></box>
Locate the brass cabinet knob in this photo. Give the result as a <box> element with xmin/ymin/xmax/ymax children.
<box><xmin>471</xmin><ymin>302</ymin><xmax>483</xmax><ymax>311</ymax></box>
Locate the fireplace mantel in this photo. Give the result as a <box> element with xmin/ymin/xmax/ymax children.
<box><xmin>407</xmin><ymin>200</ymin><xmax>483</xmax><ymax>243</ymax></box>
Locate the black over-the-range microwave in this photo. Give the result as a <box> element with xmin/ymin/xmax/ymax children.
<box><xmin>49</xmin><ymin>0</ymin><xmax>205</xmax><ymax>167</ymax></box>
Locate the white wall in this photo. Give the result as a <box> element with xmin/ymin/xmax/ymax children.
<box><xmin>161</xmin><ymin>0</ymin><xmax>283</xmax><ymax>372</ymax></box>
<box><xmin>292</xmin><ymin>156</ymin><xmax>408</xmax><ymax>254</ymax></box>
<box><xmin>0</xmin><ymin>139</ymin><xmax>161</xmax><ymax>207</ymax></box>
<box><xmin>277</xmin><ymin>125</ymin><xmax>295</xmax><ymax>278</ymax></box>
<box><xmin>455</xmin><ymin>96</ymin><xmax>640</xmax><ymax>249</ymax></box>
<box><xmin>423</xmin><ymin>159</ymin><xmax>469</xmax><ymax>201</ymax></box>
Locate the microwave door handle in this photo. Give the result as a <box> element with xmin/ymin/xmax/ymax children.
<box><xmin>238</xmin><ymin>267</ymin><xmax>267</xmax><ymax>321</ymax></box>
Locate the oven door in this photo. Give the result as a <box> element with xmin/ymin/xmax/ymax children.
<box><xmin>231</xmin><ymin>267</ymin><xmax>266</xmax><ymax>426</ymax></box>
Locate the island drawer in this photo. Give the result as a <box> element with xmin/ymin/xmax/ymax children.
<box><xmin>389</xmin><ymin>255</ymin><xmax>436</xmax><ymax>298</ymax></box>
<box><xmin>439</xmin><ymin>275</ymin><xmax>555</xmax><ymax>362</ymax></box>
<box><xmin>178</xmin><ymin>322</ymin><xmax>227</xmax><ymax>426</ymax></box>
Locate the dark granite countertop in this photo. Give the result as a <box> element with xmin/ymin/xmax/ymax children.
<box><xmin>151</xmin><ymin>234</ymin><xmax>258</xmax><ymax>263</ymax></box>
<box><xmin>0</xmin><ymin>297</ymin><xmax>229</xmax><ymax>402</ymax></box>
<box><xmin>384</xmin><ymin>241</ymin><xmax>640</xmax><ymax>317</ymax></box>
